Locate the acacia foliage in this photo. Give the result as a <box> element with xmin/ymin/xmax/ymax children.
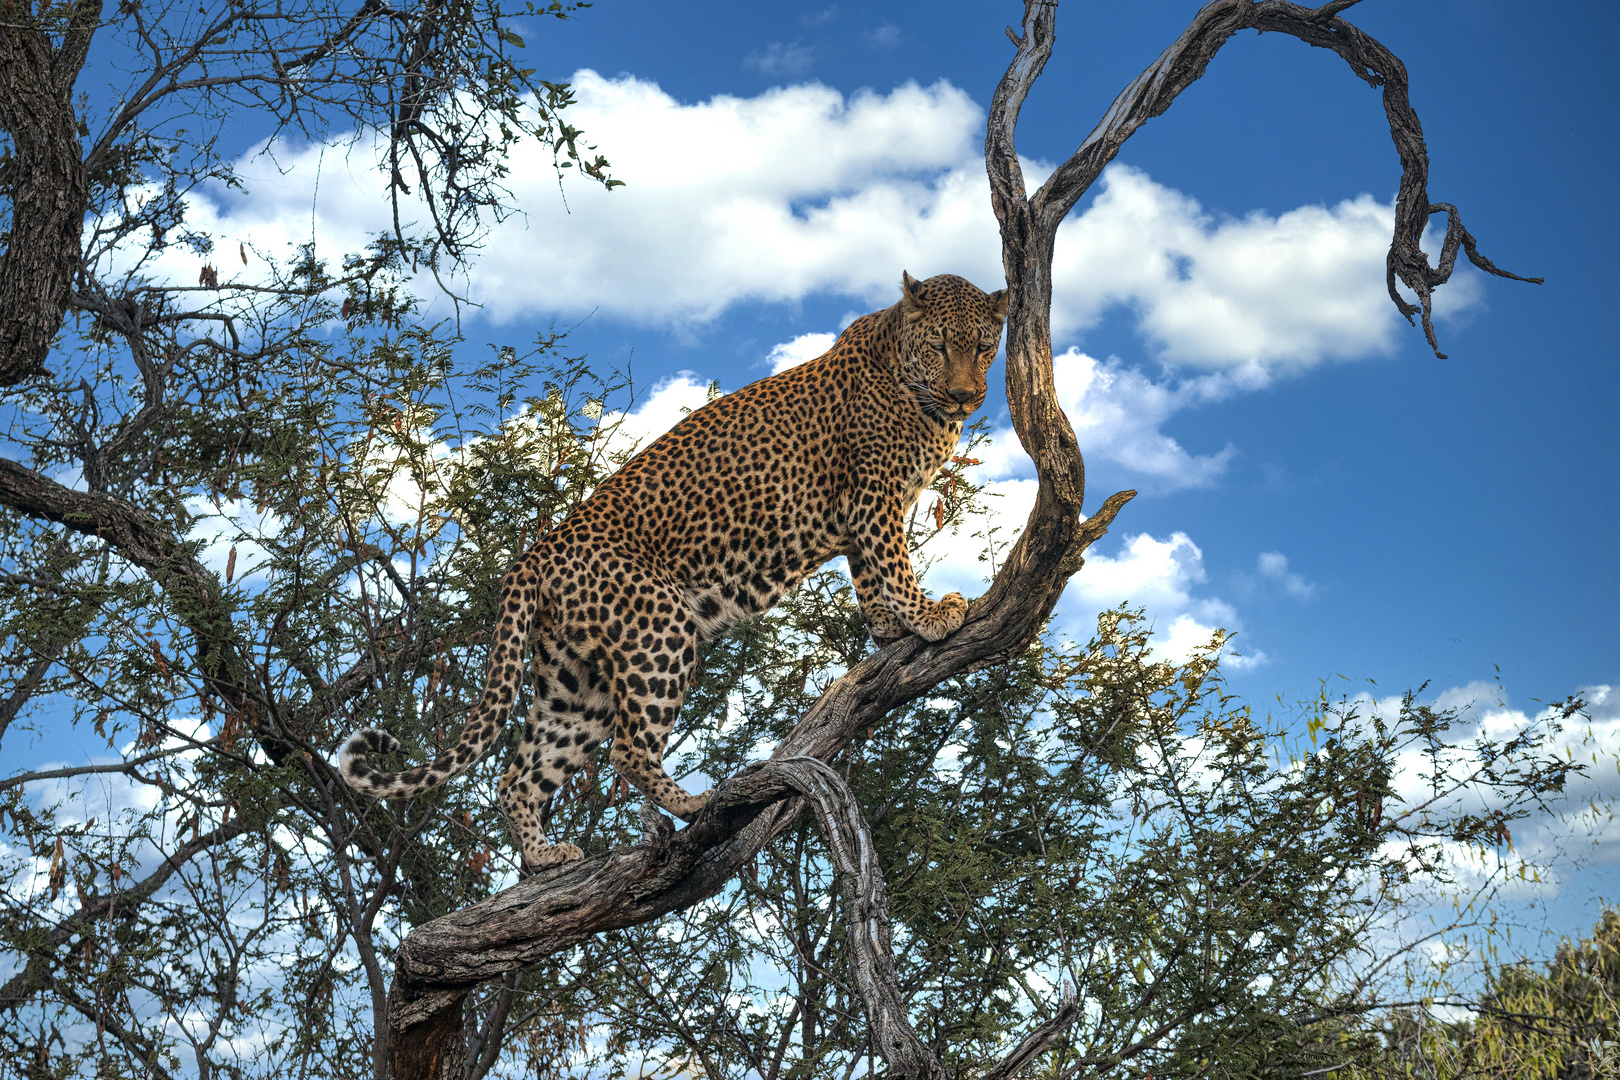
<box><xmin>1355</xmin><ymin>908</ymin><xmax>1620</xmax><ymax>1080</ymax></box>
<box><xmin>1</xmin><ymin>0</ymin><xmax>624</xmax><ymax>1069</ymax></box>
<box><xmin>0</xmin><ymin>315</ymin><xmax>1594</xmax><ymax>1079</ymax></box>
<box><xmin>0</xmin><ymin>322</ymin><xmax>645</xmax><ymax>1078</ymax></box>
<box><xmin>524</xmin><ymin>581</ymin><xmax>1591</xmax><ymax>1080</ymax></box>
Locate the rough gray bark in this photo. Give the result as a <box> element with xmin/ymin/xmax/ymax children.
<box><xmin>382</xmin><ymin>2</ymin><xmax>1540</xmax><ymax>1077</ymax></box>
<box><xmin>0</xmin><ymin>0</ymin><xmax>100</xmax><ymax>386</ymax></box>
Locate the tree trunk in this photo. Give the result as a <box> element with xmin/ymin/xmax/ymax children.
<box><xmin>0</xmin><ymin>0</ymin><xmax>99</xmax><ymax>386</ymax></box>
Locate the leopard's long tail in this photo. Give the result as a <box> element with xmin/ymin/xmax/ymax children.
<box><xmin>338</xmin><ymin>560</ymin><xmax>538</xmax><ymax>799</ymax></box>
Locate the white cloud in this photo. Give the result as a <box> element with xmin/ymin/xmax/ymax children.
<box><xmin>1042</xmin><ymin>348</ymin><xmax>1267</xmax><ymax>489</ymax></box>
<box><xmin>160</xmin><ymin>70</ymin><xmax>1484</xmax><ymax>373</ymax></box>
<box><xmin>1255</xmin><ymin>551</ymin><xmax>1316</xmax><ymax>600</ymax></box>
<box><xmin>910</xmin><ymin>474</ymin><xmax>1260</xmax><ymax>668</ymax></box>
<box><xmin>767</xmin><ymin>331</ymin><xmax>837</xmax><ymax>373</ymax></box>
<box><xmin>744</xmin><ymin>42</ymin><xmax>816</xmax><ymax>78</ymax></box>
<box><xmin>597</xmin><ymin>372</ymin><xmax>716</xmax><ymax>459</ymax></box>
<box><xmin>1066</xmin><ymin>531</ymin><xmax>1264</xmax><ymax>667</ymax></box>
<box><xmin>866</xmin><ymin>23</ymin><xmax>903</xmax><ymax>49</ymax></box>
<box><xmin>1047</xmin><ymin>168</ymin><xmax>1467</xmax><ymax>365</ymax></box>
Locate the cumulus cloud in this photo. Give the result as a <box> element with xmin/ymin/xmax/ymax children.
<box><xmin>866</xmin><ymin>23</ymin><xmax>903</xmax><ymax>49</ymax></box>
<box><xmin>597</xmin><ymin>372</ymin><xmax>716</xmax><ymax>459</ymax></box>
<box><xmin>1040</xmin><ymin>348</ymin><xmax>1267</xmax><ymax>489</ymax></box>
<box><xmin>160</xmin><ymin>69</ymin><xmax>1483</xmax><ymax>372</ymax></box>
<box><xmin>1048</xmin><ymin>167</ymin><xmax>1482</xmax><ymax>365</ymax></box>
<box><xmin>901</xmin><ymin>474</ymin><xmax>1261</xmax><ymax>667</ymax></box>
<box><xmin>744</xmin><ymin>41</ymin><xmax>816</xmax><ymax>78</ymax></box>
<box><xmin>1255</xmin><ymin>551</ymin><xmax>1316</xmax><ymax>600</ymax></box>
<box><xmin>766</xmin><ymin>331</ymin><xmax>837</xmax><ymax>373</ymax></box>
<box><xmin>1068</xmin><ymin>530</ymin><xmax>1263</xmax><ymax>667</ymax></box>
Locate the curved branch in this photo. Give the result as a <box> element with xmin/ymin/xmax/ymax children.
<box><xmin>385</xmin><ymin>0</ymin><xmax>1540</xmax><ymax>1073</ymax></box>
<box><xmin>1018</xmin><ymin>0</ymin><xmax>1538</xmax><ymax>360</ymax></box>
<box><xmin>0</xmin><ymin>456</ymin><xmax>254</xmax><ymax>704</ymax></box>
<box><xmin>0</xmin><ymin>743</ymin><xmax>202</xmax><ymax>792</ymax></box>
<box><xmin>0</xmin><ymin>638</ymin><xmax>70</xmax><ymax>743</ymax></box>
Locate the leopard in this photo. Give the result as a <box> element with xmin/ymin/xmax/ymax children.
<box><xmin>339</xmin><ymin>272</ymin><xmax>1009</xmax><ymax>872</ymax></box>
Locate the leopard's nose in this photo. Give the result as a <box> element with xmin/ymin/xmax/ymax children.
<box><xmin>946</xmin><ymin>387</ymin><xmax>976</xmax><ymax>404</ymax></box>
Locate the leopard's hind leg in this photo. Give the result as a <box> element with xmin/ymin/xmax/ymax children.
<box><xmin>499</xmin><ymin>632</ymin><xmax>611</xmax><ymax>872</ymax></box>
<box><xmin>606</xmin><ymin>585</ymin><xmax>709</xmax><ymax>823</ymax></box>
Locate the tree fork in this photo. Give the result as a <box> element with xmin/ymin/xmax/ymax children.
<box><xmin>384</xmin><ymin>2</ymin><xmax>1539</xmax><ymax>1076</ymax></box>
<box><xmin>0</xmin><ymin>0</ymin><xmax>99</xmax><ymax>386</ymax></box>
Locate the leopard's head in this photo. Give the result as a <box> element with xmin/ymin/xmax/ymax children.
<box><xmin>896</xmin><ymin>271</ymin><xmax>1009</xmax><ymax>422</ymax></box>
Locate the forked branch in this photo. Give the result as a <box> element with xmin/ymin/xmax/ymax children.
<box><xmin>386</xmin><ymin>1</ymin><xmax>1531</xmax><ymax>1076</ymax></box>
<box><xmin>993</xmin><ymin>0</ymin><xmax>1539</xmax><ymax>361</ymax></box>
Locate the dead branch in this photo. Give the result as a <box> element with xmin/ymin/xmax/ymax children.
<box><xmin>374</xmin><ymin>1</ymin><xmax>1533</xmax><ymax>1075</ymax></box>
<box><xmin>1006</xmin><ymin>0</ymin><xmax>1539</xmax><ymax>361</ymax></box>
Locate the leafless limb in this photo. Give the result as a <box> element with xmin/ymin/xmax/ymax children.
<box><xmin>375</xmin><ymin>2</ymin><xmax>1532</xmax><ymax>1076</ymax></box>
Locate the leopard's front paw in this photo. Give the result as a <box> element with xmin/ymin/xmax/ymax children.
<box><xmin>521</xmin><ymin>841</ymin><xmax>584</xmax><ymax>876</ymax></box>
<box><xmin>670</xmin><ymin>790</ymin><xmax>711</xmax><ymax>823</ymax></box>
<box><xmin>916</xmin><ymin>592</ymin><xmax>967</xmax><ymax>642</ymax></box>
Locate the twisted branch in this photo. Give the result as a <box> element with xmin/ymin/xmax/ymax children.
<box><xmin>385</xmin><ymin>1</ymin><xmax>1532</xmax><ymax>1075</ymax></box>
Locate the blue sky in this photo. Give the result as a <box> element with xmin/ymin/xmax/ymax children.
<box><xmin>24</xmin><ymin>1</ymin><xmax>1620</xmax><ymax>949</ymax></box>
<box><xmin>451</xmin><ymin>0</ymin><xmax>1620</xmax><ymax>708</ymax></box>
<box><xmin>482</xmin><ymin>0</ymin><xmax>1620</xmax><ymax>936</ymax></box>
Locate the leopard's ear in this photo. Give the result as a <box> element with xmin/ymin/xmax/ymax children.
<box><xmin>988</xmin><ymin>288</ymin><xmax>1008</xmax><ymax>320</ymax></box>
<box><xmin>900</xmin><ymin>271</ymin><xmax>925</xmax><ymax>311</ymax></box>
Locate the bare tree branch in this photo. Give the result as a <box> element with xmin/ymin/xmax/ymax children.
<box><xmin>0</xmin><ymin>641</ymin><xmax>67</xmax><ymax>743</ymax></box>
<box><xmin>0</xmin><ymin>743</ymin><xmax>206</xmax><ymax>792</ymax></box>
<box><xmin>375</xmin><ymin>3</ymin><xmax>1540</xmax><ymax>1077</ymax></box>
<box><xmin>1021</xmin><ymin>0</ymin><xmax>1539</xmax><ymax>360</ymax></box>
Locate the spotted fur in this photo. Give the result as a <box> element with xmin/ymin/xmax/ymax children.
<box><xmin>340</xmin><ymin>273</ymin><xmax>1008</xmax><ymax>870</ymax></box>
